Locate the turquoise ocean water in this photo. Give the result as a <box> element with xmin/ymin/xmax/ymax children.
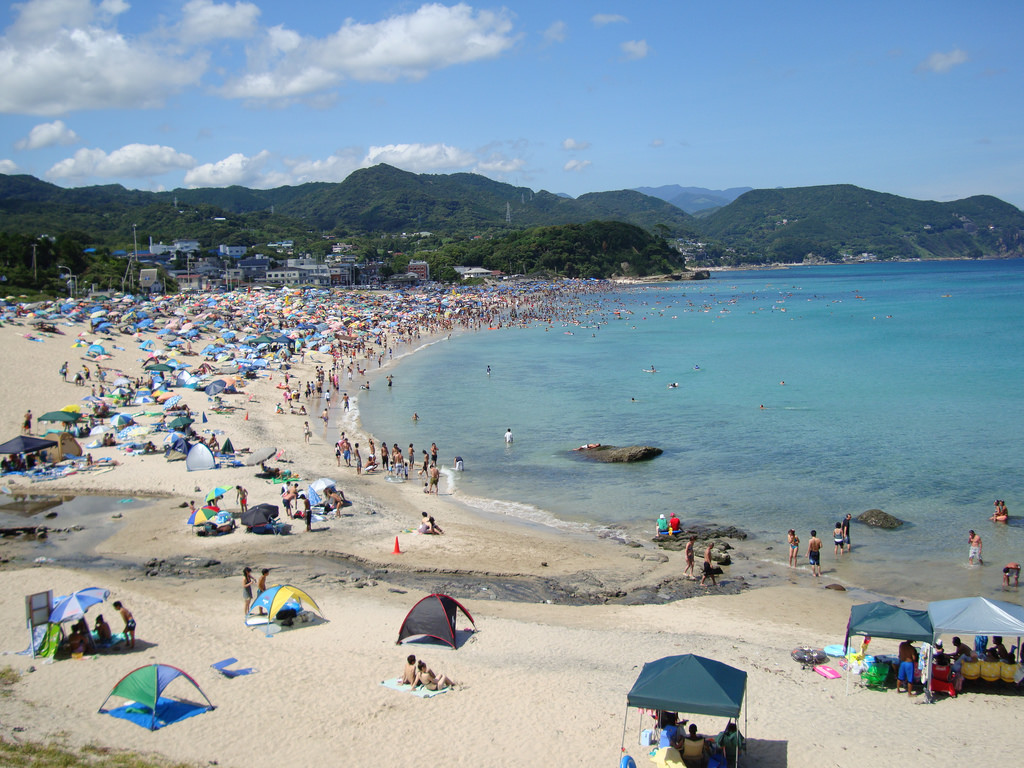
<box><xmin>357</xmin><ymin>260</ymin><xmax>1024</xmax><ymax>601</ymax></box>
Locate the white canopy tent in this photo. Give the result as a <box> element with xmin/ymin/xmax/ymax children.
<box><xmin>928</xmin><ymin>597</ymin><xmax>1024</xmax><ymax>638</ymax></box>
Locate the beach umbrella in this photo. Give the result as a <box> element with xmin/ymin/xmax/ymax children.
<box><xmin>168</xmin><ymin>416</ymin><xmax>193</xmax><ymax>429</ymax></box>
<box><xmin>110</xmin><ymin>413</ymin><xmax>134</xmax><ymax>428</ymax></box>
<box><xmin>38</xmin><ymin>410</ymin><xmax>80</xmax><ymax>424</ymax></box>
<box><xmin>205</xmin><ymin>486</ymin><xmax>231</xmax><ymax>502</ymax></box>
<box><xmin>204</xmin><ymin>380</ymin><xmax>228</xmax><ymax>395</ymax></box>
<box><xmin>145</xmin><ymin>363</ymin><xmax>174</xmax><ymax>373</ymax></box>
<box><xmin>188</xmin><ymin>505</ymin><xmax>218</xmax><ymax>525</ymax></box>
<box><xmin>49</xmin><ymin>587</ymin><xmax>110</xmax><ymax>623</ymax></box>
<box><xmin>61</xmin><ymin>404</ymin><xmax>82</xmax><ymax>413</ymax></box>
<box><xmin>161</xmin><ymin>395</ymin><xmax>182</xmax><ymax>410</ymax></box>
<box><xmin>244</xmin><ymin>446</ymin><xmax>277</xmax><ymax>466</ymax></box>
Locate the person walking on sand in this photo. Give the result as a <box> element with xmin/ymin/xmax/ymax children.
<box><xmin>684</xmin><ymin>535</ymin><xmax>697</xmax><ymax>579</ymax></box>
<box><xmin>242</xmin><ymin>567</ymin><xmax>256</xmax><ymax>615</ymax></box>
<box><xmin>968</xmin><ymin>529</ymin><xmax>983</xmax><ymax>565</ymax></box>
<box><xmin>428</xmin><ymin>463</ymin><xmax>440</xmax><ymax>494</ymax></box>
<box><xmin>112</xmin><ymin>601</ymin><xmax>135</xmax><ymax>649</ymax></box>
<box><xmin>22</xmin><ymin>410</ymin><xmax>31</xmax><ymax>434</ymax></box>
<box><xmin>807</xmin><ymin>530</ymin><xmax>822</xmax><ymax>577</ymax></box>
<box><xmin>303</xmin><ymin>421</ymin><xmax>312</xmax><ymax>444</ymax></box>
<box><xmin>235</xmin><ymin>485</ymin><xmax>248</xmax><ymax>515</ymax></box>
<box><xmin>700</xmin><ymin>542</ymin><xmax>717</xmax><ymax>586</ymax></box>
<box><xmin>353</xmin><ymin>443</ymin><xmax>362</xmax><ymax>475</ymax></box>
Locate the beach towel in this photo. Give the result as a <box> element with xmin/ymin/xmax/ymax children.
<box><xmin>211</xmin><ymin>658</ymin><xmax>256</xmax><ymax>678</ymax></box>
<box><xmin>379</xmin><ymin>677</ymin><xmax>451</xmax><ymax>698</ymax></box>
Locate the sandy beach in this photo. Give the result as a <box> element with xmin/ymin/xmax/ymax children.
<box><xmin>0</xmin><ymin>297</ymin><xmax>1015</xmax><ymax>767</ymax></box>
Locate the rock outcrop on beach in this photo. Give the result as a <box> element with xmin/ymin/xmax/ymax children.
<box><xmin>576</xmin><ymin>445</ymin><xmax>662</xmax><ymax>462</ymax></box>
<box><xmin>857</xmin><ymin>508</ymin><xmax>905</xmax><ymax>528</ymax></box>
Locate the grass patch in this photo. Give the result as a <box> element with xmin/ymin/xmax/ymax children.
<box><xmin>0</xmin><ymin>666</ymin><xmax>19</xmax><ymax>696</ymax></box>
<box><xmin>0</xmin><ymin>738</ymin><xmax>200</xmax><ymax>767</ymax></box>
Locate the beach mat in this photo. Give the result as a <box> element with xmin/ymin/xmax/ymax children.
<box><xmin>379</xmin><ymin>677</ymin><xmax>450</xmax><ymax>698</ymax></box>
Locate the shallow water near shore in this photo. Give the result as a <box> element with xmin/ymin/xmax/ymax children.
<box><xmin>359</xmin><ymin>260</ymin><xmax>1024</xmax><ymax>603</ymax></box>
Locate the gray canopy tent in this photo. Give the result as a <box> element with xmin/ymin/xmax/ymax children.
<box><xmin>621</xmin><ymin>654</ymin><xmax>747</xmax><ymax>765</ymax></box>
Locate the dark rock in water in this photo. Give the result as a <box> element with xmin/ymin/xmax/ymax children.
<box><xmin>579</xmin><ymin>445</ymin><xmax>662</xmax><ymax>463</ymax></box>
<box><xmin>857</xmin><ymin>508</ymin><xmax>904</xmax><ymax>529</ymax></box>
<box><xmin>825</xmin><ymin>583</ymin><xmax>847</xmax><ymax>591</ymax></box>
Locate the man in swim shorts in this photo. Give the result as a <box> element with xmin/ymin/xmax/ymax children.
<box><xmin>1003</xmin><ymin>563</ymin><xmax>1020</xmax><ymax>587</ymax></box>
<box><xmin>842</xmin><ymin>513</ymin><xmax>852</xmax><ymax>553</ymax></box>
<box><xmin>968</xmin><ymin>530</ymin><xmax>983</xmax><ymax>565</ymax></box>
<box><xmin>806</xmin><ymin>530</ymin><xmax>822</xmax><ymax>577</ymax></box>
<box><xmin>896</xmin><ymin>639</ymin><xmax>918</xmax><ymax>695</ymax></box>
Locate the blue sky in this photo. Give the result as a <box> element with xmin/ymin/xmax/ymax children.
<box><xmin>2</xmin><ymin>0</ymin><xmax>1022</xmax><ymax>207</ymax></box>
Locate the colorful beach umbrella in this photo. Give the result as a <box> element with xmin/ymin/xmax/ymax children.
<box><xmin>205</xmin><ymin>486</ymin><xmax>231</xmax><ymax>503</ymax></box>
<box><xmin>187</xmin><ymin>505</ymin><xmax>218</xmax><ymax>525</ymax></box>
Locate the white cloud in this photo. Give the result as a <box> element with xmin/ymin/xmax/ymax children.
<box><xmin>917</xmin><ymin>48</ymin><xmax>968</xmax><ymax>74</ymax></box>
<box><xmin>650</xmin><ymin>138</ymin><xmax>664</xmax><ymax>148</ymax></box>
<box><xmin>475</xmin><ymin>155</ymin><xmax>526</xmax><ymax>174</ymax></box>
<box><xmin>48</xmin><ymin>143</ymin><xmax>196</xmax><ymax>180</ymax></box>
<box><xmin>564</xmin><ymin>159</ymin><xmax>591</xmax><ymax>173</ymax></box>
<box><xmin>592</xmin><ymin>14</ymin><xmax>627</xmax><ymax>26</ymax></box>
<box><xmin>279</xmin><ymin>149</ymin><xmax>365</xmax><ymax>185</ymax></box>
<box><xmin>620</xmin><ymin>39</ymin><xmax>649</xmax><ymax>60</ymax></box>
<box><xmin>184</xmin><ymin>150</ymin><xmax>270</xmax><ymax>187</ymax></box>
<box><xmin>15</xmin><ymin>120</ymin><xmax>79</xmax><ymax>150</ymax></box>
<box><xmin>221</xmin><ymin>3</ymin><xmax>517</xmax><ymax>100</ymax></box>
<box><xmin>180</xmin><ymin>0</ymin><xmax>261</xmax><ymax>43</ymax></box>
<box><xmin>0</xmin><ymin>159</ymin><xmax>19</xmax><ymax>174</ymax></box>
<box><xmin>0</xmin><ymin>0</ymin><xmax>208</xmax><ymax>115</ymax></box>
<box><xmin>364</xmin><ymin>143</ymin><xmax>476</xmax><ymax>172</ymax></box>
<box><xmin>562</xmin><ymin>138</ymin><xmax>590</xmax><ymax>151</ymax></box>
<box><xmin>543</xmin><ymin>21</ymin><xmax>566</xmax><ymax>45</ymax></box>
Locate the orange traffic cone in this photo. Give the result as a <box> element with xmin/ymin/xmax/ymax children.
<box><xmin>393</xmin><ymin>536</ymin><xmax>402</xmax><ymax>555</ymax></box>
<box><xmin>244</xmin><ymin>411</ymin><xmax>249</xmax><ymax>421</ymax></box>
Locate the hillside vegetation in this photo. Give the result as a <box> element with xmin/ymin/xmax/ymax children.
<box><xmin>696</xmin><ymin>184</ymin><xmax>1024</xmax><ymax>264</ymax></box>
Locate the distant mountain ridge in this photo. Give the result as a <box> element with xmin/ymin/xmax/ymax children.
<box><xmin>0</xmin><ymin>165</ymin><xmax>697</xmax><ymax>240</ymax></box>
<box><xmin>0</xmin><ymin>169</ymin><xmax>1021</xmax><ymax>264</ymax></box>
<box><xmin>698</xmin><ymin>184</ymin><xmax>1024</xmax><ymax>263</ymax></box>
<box><xmin>633</xmin><ymin>184</ymin><xmax>753</xmax><ymax>213</ymax></box>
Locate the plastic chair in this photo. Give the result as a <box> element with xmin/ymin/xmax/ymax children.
<box><xmin>930</xmin><ymin>665</ymin><xmax>957</xmax><ymax>698</ymax></box>
<box><xmin>861</xmin><ymin>662</ymin><xmax>892</xmax><ymax>691</ymax></box>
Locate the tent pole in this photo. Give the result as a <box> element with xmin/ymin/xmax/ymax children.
<box><xmin>618</xmin><ymin>705</ymin><xmax>630</xmax><ymax>762</ymax></box>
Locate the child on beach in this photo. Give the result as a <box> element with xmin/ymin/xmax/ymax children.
<box><xmin>112</xmin><ymin>601</ymin><xmax>135</xmax><ymax>649</ymax></box>
<box><xmin>787</xmin><ymin>530</ymin><xmax>799</xmax><ymax>567</ymax></box>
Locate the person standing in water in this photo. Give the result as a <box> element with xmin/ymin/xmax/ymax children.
<box><xmin>807</xmin><ymin>531</ymin><xmax>822</xmax><ymax>577</ymax></box>
<box><xmin>504</xmin><ymin>428</ymin><xmax>513</xmax><ymax>444</ymax></box>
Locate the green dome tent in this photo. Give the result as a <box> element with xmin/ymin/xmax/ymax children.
<box><xmin>98</xmin><ymin>664</ymin><xmax>214</xmax><ymax>730</ymax></box>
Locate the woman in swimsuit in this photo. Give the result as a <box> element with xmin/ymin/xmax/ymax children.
<box><xmin>787</xmin><ymin>529</ymin><xmax>799</xmax><ymax>567</ymax></box>
<box><xmin>833</xmin><ymin>522</ymin><xmax>844</xmax><ymax>557</ymax></box>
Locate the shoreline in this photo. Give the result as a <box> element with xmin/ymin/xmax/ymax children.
<box><xmin>0</xmin><ymin>287</ymin><xmax>1015</xmax><ymax>768</ymax></box>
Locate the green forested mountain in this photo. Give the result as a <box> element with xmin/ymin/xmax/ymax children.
<box><xmin>696</xmin><ymin>184</ymin><xmax>1024</xmax><ymax>264</ymax></box>
<box><xmin>410</xmin><ymin>221</ymin><xmax>686</xmax><ymax>281</ymax></box>
<box><xmin>0</xmin><ymin>165</ymin><xmax>697</xmax><ymax>243</ymax></box>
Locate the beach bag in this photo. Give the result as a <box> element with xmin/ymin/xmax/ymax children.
<box><xmin>639</xmin><ymin>729</ymin><xmax>657</xmax><ymax>746</ymax></box>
